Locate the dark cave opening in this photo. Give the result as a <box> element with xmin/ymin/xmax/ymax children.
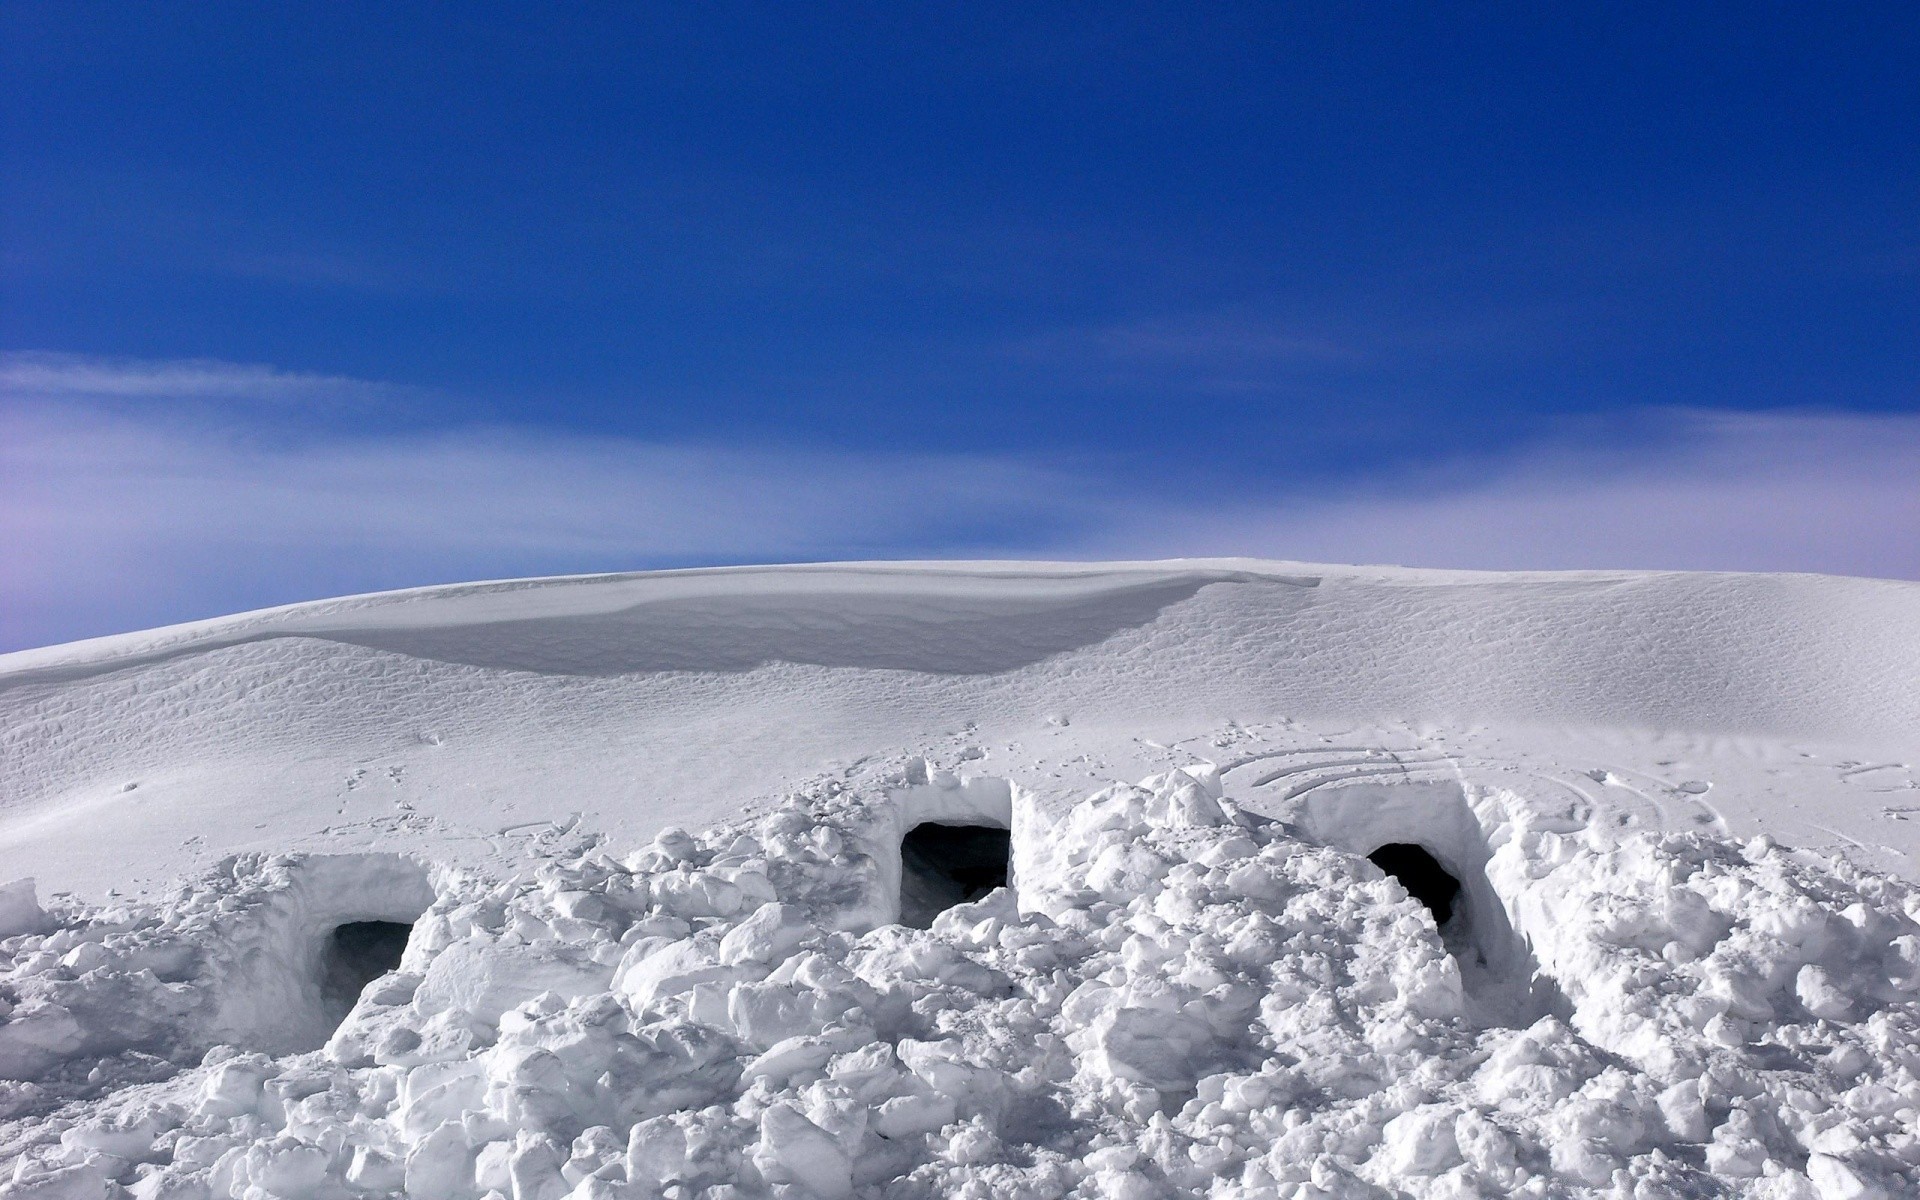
<box><xmin>319</xmin><ymin>920</ymin><xmax>413</xmax><ymax>1022</ymax></box>
<box><xmin>899</xmin><ymin>822</ymin><xmax>1011</xmax><ymax>929</ymax></box>
<box><xmin>1368</xmin><ymin>843</ymin><xmax>1462</xmax><ymax>927</ymax></box>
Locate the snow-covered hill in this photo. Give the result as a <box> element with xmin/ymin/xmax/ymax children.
<box><xmin>6</xmin><ymin>560</ymin><xmax>1919</xmax><ymax>898</ymax></box>
<box><xmin>3</xmin><ymin>560</ymin><xmax>1919</xmax><ymax>1198</ymax></box>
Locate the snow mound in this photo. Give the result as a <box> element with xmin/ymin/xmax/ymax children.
<box><xmin>6</xmin><ymin>559</ymin><xmax>1920</xmax><ymax>899</ymax></box>
<box><xmin>6</xmin><ymin>768</ymin><xmax>1919</xmax><ymax>1198</ymax></box>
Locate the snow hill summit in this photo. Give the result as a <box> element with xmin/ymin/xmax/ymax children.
<box><xmin>3</xmin><ymin>560</ymin><xmax>1919</xmax><ymax>1199</ymax></box>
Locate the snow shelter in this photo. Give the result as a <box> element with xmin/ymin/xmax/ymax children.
<box><xmin>882</xmin><ymin>770</ymin><xmax>1018</xmax><ymax>928</ymax></box>
<box><xmin>899</xmin><ymin>822</ymin><xmax>1011</xmax><ymax>928</ymax></box>
<box><xmin>1366</xmin><ymin>842</ymin><xmax>1461</xmax><ymax>925</ymax></box>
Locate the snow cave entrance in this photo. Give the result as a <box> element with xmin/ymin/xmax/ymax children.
<box><xmin>1294</xmin><ymin>781</ymin><xmax>1562</xmax><ymax>1026</ymax></box>
<box><xmin>319</xmin><ymin>920</ymin><xmax>414</xmax><ymax>1022</ymax></box>
<box><xmin>900</xmin><ymin>822</ymin><xmax>1011</xmax><ymax>928</ymax></box>
<box><xmin>886</xmin><ymin>770</ymin><xmax>1020</xmax><ymax>929</ymax></box>
<box><xmin>209</xmin><ymin>854</ymin><xmax>437</xmax><ymax>1055</ymax></box>
<box><xmin>1367</xmin><ymin>843</ymin><xmax>1461</xmax><ymax>928</ymax></box>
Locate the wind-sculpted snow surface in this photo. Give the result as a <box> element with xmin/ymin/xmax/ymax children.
<box><xmin>7</xmin><ymin>561</ymin><xmax>1920</xmax><ymax>900</ymax></box>
<box><xmin>5</xmin><ymin>770</ymin><xmax>1920</xmax><ymax>1199</ymax></box>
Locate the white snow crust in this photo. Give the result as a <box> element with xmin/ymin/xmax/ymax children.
<box><xmin>4</xmin><ymin>559</ymin><xmax>1920</xmax><ymax>1197</ymax></box>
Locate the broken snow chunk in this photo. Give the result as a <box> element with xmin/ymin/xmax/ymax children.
<box><xmin>1085</xmin><ymin>841</ymin><xmax>1175</xmax><ymax>899</ymax></box>
<box><xmin>346</xmin><ymin>1145</ymin><xmax>407</xmax><ymax>1192</ymax></box>
<box><xmin>725</xmin><ymin>979</ymin><xmax>857</xmax><ymax>1049</ymax></box>
<box><xmin>415</xmin><ymin>938</ymin><xmax>611</xmax><ymax>1024</ymax></box>
<box><xmin>196</xmin><ymin>1053</ymin><xmax>272</xmax><ymax>1119</ymax></box>
<box><xmin>364</xmin><ymin>969</ymin><xmax>423</xmax><ymax>1006</ymax></box>
<box><xmin>1655</xmin><ymin>1077</ymin><xmax>1710</xmax><ymax>1142</ymax></box>
<box><xmin>937</xmin><ymin>1117</ymin><xmax>1002</xmax><ymax>1166</ymax></box>
<box><xmin>871</xmin><ymin>1092</ymin><xmax>957</xmax><ymax>1139</ymax></box>
<box><xmin>236</xmin><ymin>1136</ymin><xmax>332</xmax><ymax>1198</ymax></box>
<box><xmin>399</xmin><ymin>1060</ymin><xmax>488</xmax><ymax>1142</ymax></box>
<box><xmin>621</xmin><ymin>913</ymin><xmax>692</xmax><ymax>944</ymax></box>
<box><xmin>652</xmin><ymin>828</ymin><xmax>699</xmax><ymax>864</ymax></box>
<box><xmin>1221</xmin><ymin>859</ymin><xmax>1291</xmax><ymax>906</ymax></box>
<box><xmin>58</xmin><ymin>941</ymin><xmax>111</xmax><ymax>975</ymax></box>
<box><xmin>474</xmin><ymin>1138</ymin><xmax>516</xmax><ymax>1194</ymax></box>
<box><xmin>11</xmin><ymin>1161</ymin><xmax>117</xmax><ymax>1199</ymax></box>
<box><xmin>1377</xmin><ymin>1105</ymin><xmax>1464</xmax><ymax>1176</ymax></box>
<box><xmin>650</xmin><ymin>869</ymin><xmax>745</xmax><ymax>920</ymax></box>
<box><xmin>506</xmin><ymin>1132</ymin><xmax>568</xmax><ymax>1200</ymax></box>
<box><xmin>1141</xmin><ymin>769</ymin><xmax>1231</xmax><ymax>827</ymax></box>
<box><xmin>405</xmin><ymin>1119</ymin><xmax>478</xmax><ymax>1200</ymax></box>
<box><xmin>1704</xmin><ymin>964</ymin><xmax>1776</xmax><ymax>1022</ymax></box>
<box><xmin>717</xmin><ymin>903</ymin><xmax>813</xmax><ymax>966</ymax></box>
<box><xmin>548</xmin><ymin>891</ymin><xmax>605</xmax><ymax>923</ymax></box>
<box><xmin>753</xmin><ymin>1102</ymin><xmax>851</xmax><ymax>1198</ymax></box>
<box><xmin>1195</xmin><ymin>836</ymin><xmax>1260</xmax><ymax>867</ymax></box>
<box><xmin>562</xmin><ymin>1126</ymin><xmax>626</xmax><ymax>1187</ymax></box>
<box><xmin>59</xmin><ymin>1107</ymin><xmax>172</xmax><ymax>1161</ymax></box>
<box><xmin>625</xmin><ymin>1116</ymin><xmax>691</xmax><ymax>1186</ymax></box>
<box><xmin>0</xmin><ymin>878</ymin><xmax>47</xmax><ymax>939</ymax></box>
<box><xmin>891</xmin><ymin>1037</ymin><xmax>1009</xmax><ymax>1108</ymax></box>
<box><xmin>614</xmin><ymin>937</ymin><xmax>752</xmax><ymax>1010</ymax></box>
<box><xmin>1807</xmin><ymin>1152</ymin><xmax>1889</xmax><ymax>1200</ymax></box>
<box><xmin>483</xmin><ymin>1044</ymin><xmax>575</xmax><ymax>1131</ymax></box>
<box><xmin>1394</xmin><ymin>951</ymin><xmax>1466</xmax><ymax>1019</ymax></box>
<box><xmin>741</xmin><ymin>1032</ymin><xmax>848</xmax><ymax>1087</ymax></box>
<box><xmin>1074</xmin><ymin>1006</ymin><xmax>1215</xmax><ymax>1091</ymax></box>
<box><xmin>1884</xmin><ymin>934</ymin><xmax>1920</xmax><ymax>992</ymax></box>
<box><xmin>1797</xmin><ymin>964</ymin><xmax>1855</xmax><ymax>1022</ymax></box>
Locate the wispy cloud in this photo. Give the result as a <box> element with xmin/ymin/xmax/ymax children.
<box><xmin>1006</xmin><ymin>306</ymin><xmax>1572</xmax><ymax>397</ymax></box>
<box><xmin>1030</xmin><ymin>314</ymin><xmax>1359</xmax><ymax>367</ymax></box>
<box><xmin>0</xmin><ymin>396</ymin><xmax>1109</xmax><ymax>650</ymax></box>
<box><xmin>0</xmin><ymin>350</ymin><xmax>409</xmax><ymax>405</ymax></box>
<box><xmin>1007</xmin><ymin>313</ymin><xmax>1357</xmax><ymax>395</ymax></box>
<box><xmin>1093</xmin><ymin>409</ymin><xmax>1920</xmax><ymax>580</ymax></box>
<box><xmin>3</xmin><ymin>353</ymin><xmax>1916</xmax><ymax>651</ymax></box>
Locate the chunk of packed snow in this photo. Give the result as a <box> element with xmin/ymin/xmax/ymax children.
<box><xmin>2</xmin><ymin>765</ymin><xmax>1918</xmax><ymax>1198</ymax></box>
<box><xmin>0</xmin><ymin>879</ymin><xmax>45</xmax><ymax>941</ymax></box>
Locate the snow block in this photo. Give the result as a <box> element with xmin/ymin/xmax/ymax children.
<box><xmin>753</xmin><ymin>1103</ymin><xmax>852</xmax><ymax>1198</ymax></box>
<box><xmin>0</xmin><ymin>877</ymin><xmax>47</xmax><ymax>939</ymax></box>
<box><xmin>415</xmin><ymin>938</ymin><xmax>611</xmax><ymax>1025</ymax></box>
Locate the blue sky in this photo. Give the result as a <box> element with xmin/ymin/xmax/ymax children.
<box><xmin>3</xmin><ymin>4</ymin><xmax>1917</xmax><ymax>650</ymax></box>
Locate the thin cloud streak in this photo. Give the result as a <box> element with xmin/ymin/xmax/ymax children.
<box><xmin>0</xmin><ymin>350</ymin><xmax>408</xmax><ymax>404</ymax></box>
<box><xmin>1006</xmin><ymin>305</ymin><xmax>1575</xmax><ymax>396</ymax></box>
<box><xmin>1097</xmin><ymin>410</ymin><xmax>1920</xmax><ymax>580</ymax></box>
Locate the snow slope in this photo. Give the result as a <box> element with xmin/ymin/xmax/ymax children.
<box><xmin>4</xmin><ymin>560</ymin><xmax>1918</xmax><ymax>899</ymax></box>
<box><xmin>4</xmin><ymin>559</ymin><xmax>1920</xmax><ymax>1199</ymax></box>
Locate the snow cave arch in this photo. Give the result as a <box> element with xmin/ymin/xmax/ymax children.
<box><xmin>210</xmin><ymin>854</ymin><xmax>437</xmax><ymax>1054</ymax></box>
<box><xmin>881</xmin><ymin>773</ymin><xmax>1022</xmax><ymax>928</ymax></box>
<box><xmin>1294</xmin><ymin>781</ymin><xmax>1559</xmax><ymax>1025</ymax></box>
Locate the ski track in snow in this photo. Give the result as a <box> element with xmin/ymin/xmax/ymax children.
<box><xmin>2</xmin><ymin>559</ymin><xmax>1919</xmax><ymax>1197</ymax></box>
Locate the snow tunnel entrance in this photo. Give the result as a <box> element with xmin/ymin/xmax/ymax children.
<box><xmin>319</xmin><ymin>920</ymin><xmax>414</xmax><ymax>1025</ymax></box>
<box><xmin>1293</xmin><ymin>780</ymin><xmax>1563</xmax><ymax>1027</ymax></box>
<box><xmin>1367</xmin><ymin>843</ymin><xmax>1460</xmax><ymax>927</ymax></box>
<box><xmin>207</xmin><ymin>854</ymin><xmax>437</xmax><ymax>1055</ymax></box>
<box><xmin>899</xmin><ymin>822</ymin><xmax>1011</xmax><ymax>928</ymax></box>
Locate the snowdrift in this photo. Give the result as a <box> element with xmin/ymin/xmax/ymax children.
<box><xmin>3</xmin><ymin>559</ymin><xmax>1919</xmax><ymax>1197</ymax></box>
<box><xmin>4</xmin><ymin>560</ymin><xmax>1918</xmax><ymax>897</ymax></box>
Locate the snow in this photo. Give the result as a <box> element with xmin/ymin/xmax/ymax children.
<box><xmin>5</xmin><ymin>560</ymin><xmax>1919</xmax><ymax>898</ymax></box>
<box><xmin>2</xmin><ymin>558</ymin><xmax>1920</xmax><ymax>1196</ymax></box>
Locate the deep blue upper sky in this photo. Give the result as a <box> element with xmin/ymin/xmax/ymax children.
<box><xmin>2</xmin><ymin>4</ymin><xmax>1918</xmax><ymax>647</ymax></box>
